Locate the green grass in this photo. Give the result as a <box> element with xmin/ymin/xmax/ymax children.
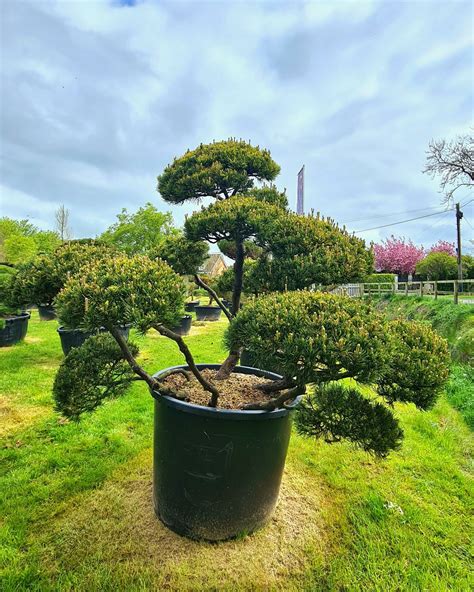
<box><xmin>1</xmin><ymin>311</ymin><xmax>473</xmax><ymax>591</ymax></box>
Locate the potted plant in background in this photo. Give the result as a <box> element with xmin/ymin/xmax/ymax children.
<box><xmin>10</xmin><ymin>253</ymin><xmax>61</xmax><ymax>321</ymax></box>
<box><xmin>9</xmin><ymin>241</ymin><xmax>131</xmax><ymax>354</ymax></box>
<box><xmin>0</xmin><ymin>264</ymin><xmax>30</xmax><ymax>347</ymax></box>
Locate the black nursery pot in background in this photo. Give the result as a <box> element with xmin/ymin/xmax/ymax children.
<box><xmin>57</xmin><ymin>324</ymin><xmax>131</xmax><ymax>356</ymax></box>
<box><xmin>151</xmin><ymin>364</ymin><xmax>302</xmax><ymax>542</ymax></box>
<box><xmin>0</xmin><ymin>313</ymin><xmax>30</xmax><ymax>347</ymax></box>
<box><xmin>170</xmin><ymin>314</ymin><xmax>192</xmax><ymax>336</ymax></box>
<box><xmin>194</xmin><ymin>305</ymin><xmax>221</xmax><ymax>322</ymax></box>
<box><xmin>184</xmin><ymin>300</ymin><xmax>200</xmax><ymax>313</ymax></box>
<box><xmin>37</xmin><ymin>304</ymin><xmax>57</xmax><ymax>321</ymax></box>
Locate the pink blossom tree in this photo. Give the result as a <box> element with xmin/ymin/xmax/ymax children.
<box><xmin>373</xmin><ymin>236</ymin><xmax>425</xmax><ymax>275</ymax></box>
<box><xmin>429</xmin><ymin>240</ymin><xmax>456</xmax><ymax>256</ymax></box>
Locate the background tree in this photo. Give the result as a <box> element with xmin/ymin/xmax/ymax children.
<box><xmin>0</xmin><ymin>217</ymin><xmax>60</xmax><ymax>265</ymax></box>
<box><xmin>424</xmin><ymin>132</ymin><xmax>474</xmax><ymax>204</ymax></box>
<box><xmin>429</xmin><ymin>240</ymin><xmax>456</xmax><ymax>256</ymax></box>
<box><xmin>416</xmin><ymin>251</ymin><xmax>457</xmax><ymax>280</ymax></box>
<box><xmin>157</xmin><ymin>139</ymin><xmax>280</xmax><ymax>203</ymax></box>
<box><xmin>100</xmin><ymin>203</ymin><xmax>176</xmax><ymax>255</ymax></box>
<box><xmin>373</xmin><ymin>236</ymin><xmax>424</xmax><ymax>276</ymax></box>
<box><xmin>461</xmin><ymin>254</ymin><xmax>474</xmax><ymax>279</ymax></box>
<box><xmin>55</xmin><ymin>204</ymin><xmax>72</xmax><ymax>241</ymax></box>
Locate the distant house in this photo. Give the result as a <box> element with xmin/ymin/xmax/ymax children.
<box><xmin>199</xmin><ymin>253</ymin><xmax>228</xmax><ymax>277</ymax></box>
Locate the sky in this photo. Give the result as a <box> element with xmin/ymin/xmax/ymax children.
<box><xmin>1</xmin><ymin>0</ymin><xmax>473</xmax><ymax>252</ymax></box>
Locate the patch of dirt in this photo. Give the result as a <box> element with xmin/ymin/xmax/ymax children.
<box><xmin>0</xmin><ymin>396</ymin><xmax>50</xmax><ymax>437</ymax></box>
<box><xmin>24</xmin><ymin>336</ymin><xmax>42</xmax><ymax>344</ymax></box>
<box><xmin>162</xmin><ymin>369</ymin><xmax>274</xmax><ymax>409</ymax></box>
<box><xmin>40</xmin><ymin>449</ymin><xmax>329</xmax><ymax>590</ymax></box>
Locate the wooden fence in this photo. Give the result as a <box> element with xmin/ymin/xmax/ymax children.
<box><xmin>329</xmin><ymin>279</ymin><xmax>474</xmax><ymax>304</ymax></box>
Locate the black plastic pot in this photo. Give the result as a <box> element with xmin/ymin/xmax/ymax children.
<box><xmin>194</xmin><ymin>305</ymin><xmax>222</xmax><ymax>322</ymax></box>
<box><xmin>57</xmin><ymin>324</ymin><xmax>131</xmax><ymax>356</ymax></box>
<box><xmin>170</xmin><ymin>315</ymin><xmax>192</xmax><ymax>336</ymax></box>
<box><xmin>0</xmin><ymin>313</ymin><xmax>30</xmax><ymax>347</ymax></box>
<box><xmin>151</xmin><ymin>364</ymin><xmax>302</xmax><ymax>541</ymax></box>
<box><xmin>37</xmin><ymin>304</ymin><xmax>57</xmax><ymax>321</ymax></box>
<box><xmin>185</xmin><ymin>300</ymin><xmax>200</xmax><ymax>313</ymax></box>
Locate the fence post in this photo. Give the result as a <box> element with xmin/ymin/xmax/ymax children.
<box><xmin>434</xmin><ymin>281</ymin><xmax>438</xmax><ymax>300</ymax></box>
<box><xmin>378</xmin><ymin>283</ymin><xmax>381</xmax><ymax>296</ymax></box>
<box><xmin>392</xmin><ymin>282</ymin><xmax>395</xmax><ymax>295</ymax></box>
<box><xmin>454</xmin><ymin>280</ymin><xmax>459</xmax><ymax>304</ymax></box>
<box><xmin>419</xmin><ymin>281</ymin><xmax>423</xmax><ymax>297</ymax></box>
<box><xmin>405</xmin><ymin>282</ymin><xmax>408</xmax><ymax>296</ymax></box>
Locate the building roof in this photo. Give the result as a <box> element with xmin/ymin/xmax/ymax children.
<box><xmin>199</xmin><ymin>253</ymin><xmax>228</xmax><ymax>275</ymax></box>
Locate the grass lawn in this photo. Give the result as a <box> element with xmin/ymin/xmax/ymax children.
<box><xmin>1</xmin><ymin>311</ymin><xmax>473</xmax><ymax>591</ymax></box>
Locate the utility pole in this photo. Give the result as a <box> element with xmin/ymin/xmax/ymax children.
<box><xmin>455</xmin><ymin>202</ymin><xmax>463</xmax><ymax>281</ymax></box>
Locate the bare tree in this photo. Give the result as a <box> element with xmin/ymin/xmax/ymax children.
<box><xmin>424</xmin><ymin>133</ymin><xmax>474</xmax><ymax>204</ymax></box>
<box><xmin>55</xmin><ymin>204</ymin><xmax>72</xmax><ymax>241</ymax></box>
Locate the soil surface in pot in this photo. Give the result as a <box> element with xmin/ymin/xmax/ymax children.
<box><xmin>161</xmin><ymin>369</ymin><xmax>275</xmax><ymax>409</ymax></box>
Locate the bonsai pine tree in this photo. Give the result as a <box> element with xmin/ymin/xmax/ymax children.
<box><xmin>225</xmin><ymin>291</ymin><xmax>450</xmax><ymax>456</ymax></box>
<box><xmin>157</xmin><ymin>139</ymin><xmax>280</xmax><ymax>203</ymax></box>
<box><xmin>54</xmin><ymin>258</ymin><xmax>450</xmax><ymax>456</ymax></box>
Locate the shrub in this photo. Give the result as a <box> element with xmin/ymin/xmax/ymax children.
<box><xmin>153</xmin><ymin>233</ymin><xmax>209</xmax><ymax>276</ymax></box>
<box><xmin>416</xmin><ymin>251</ymin><xmax>457</xmax><ymax>280</ymax></box>
<box><xmin>296</xmin><ymin>384</ymin><xmax>403</xmax><ymax>457</ymax></box>
<box><xmin>227</xmin><ymin>291</ymin><xmax>450</xmax><ymax>455</ymax></box>
<box><xmin>55</xmin><ymin>254</ymin><xmax>185</xmax><ymax>332</ymax></box>
<box><xmin>378</xmin><ymin>319</ymin><xmax>450</xmax><ymax>408</ymax></box>
<box><xmin>53</xmin><ymin>333</ymin><xmax>139</xmax><ymax>419</ymax></box>
<box><xmin>9</xmin><ymin>242</ymin><xmax>116</xmax><ymax>308</ymax></box>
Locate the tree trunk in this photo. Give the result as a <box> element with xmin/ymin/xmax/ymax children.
<box><xmin>193</xmin><ymin>274</ymin><xmax>233</xmax><ymax>322</ymax></box>
<box><xmin>215</xmin><ymin>347</ymin><xmax>242</xmax><ymax>380</ymax></box>
<box><xmin>232</xmin><ymin>238</ymin><xmax>245</xmax><ymax>315</ymax></box>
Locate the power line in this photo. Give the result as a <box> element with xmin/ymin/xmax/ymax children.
<box><xmin>353</xmin><ymin>207</ymin><xmax>454</xmax><ymax>233</ymax></box>
<box><xmin>429</xmin><ymin>208</ymin><xmax>454</xmax><ymax>229</ymax></box>
<box><xmin>342</xmin><ymin>204</ymin><xmax>445</xmax><ymax>226</ymax></box>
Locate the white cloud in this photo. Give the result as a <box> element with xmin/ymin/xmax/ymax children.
<box><xmin>0</xmin><ymin>0</ymin><xmax>472</xmax><ymax>250</ymax></box>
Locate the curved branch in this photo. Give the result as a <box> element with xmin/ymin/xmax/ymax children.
<box><xmin>154</xmin><ymin>324</ymin><xmax>221</xmax><ymax>407</ymax></box>
<box><xmin>241</xmin><ymin>385</ymin><xmax>306</xmax><ymax>411</ymax></box>
<box><xmin>108</xmin><ymin>326</ymin><xmax>159</xmax><ymax>391</ymax></box>
<box><xmin>193</xmin><ymin>274</ymin><xmax>233</xmax><ymax>321</ymax></box>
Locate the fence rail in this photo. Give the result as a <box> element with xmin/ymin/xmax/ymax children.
<box><xmin>329</xmin><ymin>279</ymin><xmax>474</xmax><ymax>304</ymax></box>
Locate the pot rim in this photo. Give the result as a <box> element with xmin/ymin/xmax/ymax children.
<box><xmin>194</xmin><ymin>305</ymin><xmax>221</xmax><ymax>310</ymax></box>
<box><xmin>1</xmin><ymin>312</ymin><xmax>31</xmax><ymax>323</ymax></box>
<box><xmin>151</xmin><ymin>363</ymin><xmax>302</xmax><ymax>420</ymax></box>
<box><xmin>57</xmin><ymin>323</ymin><xmax>132</xmax><ymax>334</ymax></box>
